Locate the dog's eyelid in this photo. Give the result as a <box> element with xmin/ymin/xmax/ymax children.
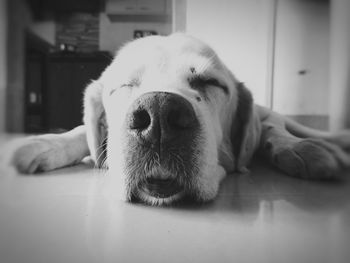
<box><xmin>109</xmin><ymin>84</ymin><xmax>132</xmax><ymax>96</ymax></box>
<box><xmin>109</xmin><ymin>88</ymin><xmax>117</xmax><ymax>96</ymax></box>
<box><xmin>121</xmin><ymin>83</ymin><xmax>134</xmax><ymax>88</ymax></box>
<box><xmin>188</xmin><ymin>75</ymin><xmax>229</xmax><ymax>95</ymax></box>
<box><xmin>118</xmin><ymin>79</ymin><xmax>141</xmax><ymax>90</ymax></box>
<box><xmin>109</xmin><ymin>82</ymin><xmax>136</xmax><ymax>96</ymax></box>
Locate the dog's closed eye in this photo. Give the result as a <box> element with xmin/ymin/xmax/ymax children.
<box><xmin>120</xmin><ymin>83</ymin><xmax>135</xmax><ymax>88</ymax></box>
<box><xmin>188</xmin><ymin>76</ymin><xmax>229</xmax><ymax>96</ymax></box>
<box><xmin>110</xmin><ymin>79</ymin><xmax>140</xmax><ymax>95</ymax></box>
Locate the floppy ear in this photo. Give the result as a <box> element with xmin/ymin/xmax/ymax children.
<box><xmin>83</xmin><ymin>81</ymin><xmax>108</xmax><ymax>168</ymax></box>
<box><xmin>231</xmin><ymin>82</ymin><xmax>261</xmax><ymax>172</ymax></box>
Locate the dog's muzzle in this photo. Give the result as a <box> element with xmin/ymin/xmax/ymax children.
<box><xmin>123</xmin><ymin>92</ymin><xmax>201</xmax><ymax>204</ymax></box>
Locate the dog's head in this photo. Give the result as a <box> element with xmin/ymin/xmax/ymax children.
<box><xmin>84</xmin><ymin>34</ymin><xmax>260</xmax><ymax>205</ymax></box>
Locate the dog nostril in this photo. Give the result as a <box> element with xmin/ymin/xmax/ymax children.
<box><xmin>130</xmin><ymin>109</ymin><xmax>151</xmax><ymax>130</ymax></box>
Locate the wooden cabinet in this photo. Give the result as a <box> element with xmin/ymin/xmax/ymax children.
<box><xmin>137</xmin><ymin>0</ymin><xmax>166</xmax><ymax>14</ymax></box>
<box><xmin>27</xmin><ymin>0</ymin><xmax>104</xmax><ymax>19</ymax></box>
<box><xmin>106</xmin><ymin>0</ymin><xmax>166</xmax><ymax>15</ymax></box>
<box><xmin>25</xmin><ymin>52</ymin><xmax>46</xmax><ymax>133</ymax></box>
<box><xmin>105</xmin><ymin>0</ymin><xmax>170</xmax><ymax>22</ymax></box>
<box><xmin>45</xmin><ymin>53</ymin><xmax>111</xmax><ymax>131</ymax></box>
<box><xmin>25</xmin><ymin>32</ymin><xmax>52</xmax><ymax>133</ymax></box>
<box><xmin>26</xmin><ymin>47</ymin><xmax>112</xmax><ymax>133</ymax></box>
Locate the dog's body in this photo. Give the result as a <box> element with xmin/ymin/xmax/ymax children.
<box><xmin>10</xmin><ymin>34</ymin><xmax>350</xmax><ymax>205</ymax></box>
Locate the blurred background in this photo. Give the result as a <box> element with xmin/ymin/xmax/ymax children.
<box><xmin>0</xmin><ymin>0</ymin><xmax>349</xmax><ymax>134</ymax></box>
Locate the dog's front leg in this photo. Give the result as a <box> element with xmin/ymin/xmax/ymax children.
<box><xmin>9</xmin><ymin>125</ymin><xmax>90</xmax><ymax>174</ymax></box>
<box><xmin>258</xmin><ymin>111</ymin><xmax>350</xmax><ymax>179</ymax></box>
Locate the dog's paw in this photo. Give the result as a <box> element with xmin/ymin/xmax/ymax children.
<box><xmin>9</xmin><ymin>136</ymin><xmax>68</xmax><ymax>174</ymax></box>
<box><xmin>272</xmin><ymin>138</ymin><xmax>348</xmax><ymax>179</ymax></box>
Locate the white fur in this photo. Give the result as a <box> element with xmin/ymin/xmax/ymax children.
<box><xmin>96</xmin><ymin>34</ymin><xmax>241</xmax><ymax>203</ymax></box>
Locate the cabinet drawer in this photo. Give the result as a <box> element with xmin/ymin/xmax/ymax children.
<box><xmin>106</xmin><ymin>0</ymin><xmax>138</xmax><ymax>14</ymax></box>
<box><xmin>136</xmin><ymin>0</ymin><xmax>166</xmax><ymax>14</ymax></box>
<box><xmin>106</xmin><ymin>0</ymin><xmax>166</xmax><ymax>15</ymax></box>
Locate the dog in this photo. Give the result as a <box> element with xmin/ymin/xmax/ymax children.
<box><xmin>10</xmin><ymin>33</ymin><xmax>350</xmax><ymax>206</ymax></box>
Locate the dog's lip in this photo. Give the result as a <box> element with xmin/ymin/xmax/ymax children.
<box><xmin>140</xmin><ymin>177</ymin><xmax>183</xmax><ymax>199</ymax></box>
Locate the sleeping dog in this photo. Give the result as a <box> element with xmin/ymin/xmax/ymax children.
<box><xmin>11</xmin><ymin>33</ymin><xmax>350</xmax><ymax>205</ymax></box>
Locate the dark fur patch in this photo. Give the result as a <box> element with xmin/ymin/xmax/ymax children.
<box><xmin>231</xmin><ymin>82</ymin><xmax>254</xmax><ymax>165</ymax></box>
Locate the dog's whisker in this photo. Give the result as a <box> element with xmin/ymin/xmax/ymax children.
<box><xmin>95</xmin><ymin>138</ymin><xmax>108</xmax><ymax>152</ymax></box>
<box><xmin>93</xmin><ymin>138</ymin><xmax>108</xmax><ymax>169</ymax></box>
<box><xmin>169</xmin><ymin>151</ymin><xmax>186</xmax><ymax>174</ymax></box>
<box><xmin>100</xmin><ymin>155</ymin><xmax>109</xmax><ymax>169</ymax></box>
<box><xmin>94</xmin><ymin>147</ymin><xmax>108</xmax><ymax>170</ymax></box>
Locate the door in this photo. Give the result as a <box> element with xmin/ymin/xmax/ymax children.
<box><xmin>272</xmin><ymin>0</ymin><xmax>330</xmax><ymax>116</ymax></box>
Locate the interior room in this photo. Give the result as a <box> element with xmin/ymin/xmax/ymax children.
<box><xmin>0</xmin><ymin>0</ymin><xmax>350</xmax><ymax>263</ymax></box>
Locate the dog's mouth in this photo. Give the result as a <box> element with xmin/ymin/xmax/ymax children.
<box><xmin>140</xmin><ymin>177</ymin><xmax>183</xmax><ymax>199</ymax></box>
<box><xmin>134</xmin><ymin>173</ymin><xmax>186</xmax><ymax>205</ymax></box>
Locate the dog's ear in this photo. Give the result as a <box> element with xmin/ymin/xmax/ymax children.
<box><xmin>83</xmin><ymin>81</ymin><xmax>108</xmax><ymax>168</ymax></box>
<box><xmin>231</xmin><ymin>82</ymin><xmax>260</xmax><ymax>172</ymax></box>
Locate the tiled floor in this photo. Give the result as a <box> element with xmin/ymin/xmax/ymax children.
<box><xmin>0</xmin><ymin>137</ymin><xmax>350</xmax><ymax>263</ymax></box>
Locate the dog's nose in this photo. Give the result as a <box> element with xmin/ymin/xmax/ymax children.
<box><xmin>127</xmin><ymin>92</ymin><xmax>199</xmax><ymax>143</ymax></box>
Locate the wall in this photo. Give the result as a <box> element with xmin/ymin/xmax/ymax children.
<box><xmin>172</xmin><ymin>0</ymin><xmax>186</xmax><ymax>32</ymax></box>
<box><xmin>273</xmin><ymin>0</ymin><xmax>330</xmax><ymax>115</ymax></box>
<box><xmin>185</xmin><ymin>0</ymin><xmax>275</xmax><ymax>106</ymax></box>
<box><xmin>5</xmin><ymin>0</ymin><xmax>56</xmax><ymax>132</ymax></box>
<box><xmin>329</xmin><ymin>0</ymin><xmax>350</xmax><ymax>130</ymax></box>
<box><xmin>6</xmin><ymin>0</ymin><xmax>32</xmax><ymax>132</ymax></box>
<box><xmin>99</xmin><ymin>13</ymin><xmax>172</xmax><ymax>53</ymax></box>
<box><xmin>30</xmin><ymin>20</ymin><xmax>56</xmax><ymax>46</ymax></box>
<box><xmin>100</xmin><ymin>0</ymin><xmax>172</xmax><ymax>53</ymax></box>
<box><xmin>56</xmin><ymin>13</ymin><xmax>99</xmax><ymax>52</ymax></box>
<box><xmin>185</xmin><ymin>0</ymin><xmax>330</xmax><ymax>116</ymax></box>
<box><xmin>29</xmin><ymin>6</ymin><xmax>173</xmax><ymax>54</ymax></box>
<box><xmin>0</xmin><ymin>0</ymin><xmax>7</xmax><ymax>133</ymax></box>
<box><xmin>28</xmin><ymin>14</ymin><xmax>172</xmax><ymax>53</ymax></box>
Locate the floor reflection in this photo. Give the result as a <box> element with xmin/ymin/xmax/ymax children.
<box><xmin>1</xmin><ymin>153</ymin><xmax>350</xmax><ymax>263</ymax></box>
